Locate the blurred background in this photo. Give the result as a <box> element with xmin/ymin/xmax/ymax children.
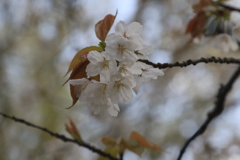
<box><xmin>1</xmin><ymin>0</ymin><xmax>240</xmax><ymax>160</ymax></box>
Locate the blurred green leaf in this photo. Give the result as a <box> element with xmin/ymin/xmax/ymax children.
<box><xmin>65</xmin><ymin>119</ymin><xmax>82</xmax><ymax>141</ymax></box>
<box><xmin>97</xmin><ymin>147</ymin><xmax>119</xmax><ymax>160</ymax></box>
<box><xmin>130</xmin><ymin>131</ymin><xmax>163</xmax><ymax>152</ymax></box>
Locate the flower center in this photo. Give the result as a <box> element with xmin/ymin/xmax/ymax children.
<box><xmin>101</xmin><ymin>60</ymin><xmax>109</xmax><ymax>68</ymax></box>
<box><xmin>114</xmin><ymin>80</ymin><xmax>123</xmax><ymax>90</ymax></box>
<box><xmin>123</xmin><ymin>33</ymin><xmax>129</xmax><ymax>39</ymax></box>
<box><xmin>119</xmin><ymin>66</ymin><xmax>127</xmax><ymax>74</ymax></box>
<box><xmin>118</xmin><ymin>45</ymin><xmax>126</xmax><ymax>53</ymax></box>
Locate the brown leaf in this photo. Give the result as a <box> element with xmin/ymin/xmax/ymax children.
<box><xmin>97</xmin><ymin>148</ymin><xmax>119</xmax><ymax>160</ymax></box>
<box><xmin>186</xmin><ymin>12</ymin><xmax>208</xmax><ymax>38</ymax></box>
<box><xmin>95</xmin><ymin>10</ymin><xmax>118</xmax><ymax>41</ymax></box>
<box><xmin>65</xmin><ymin>58</ymin><xmax>89</xmax><ymax>109</ymax></box>
<box><xmin>67</xmin><ymin>84</ymin><xmax>79</xmax><ymax>109</ymax></box>
<box><xmin>130</xmin><ymin>131</ymin><xmax>163</xmax><ymax>152</ymax></box>
<box><xmin>120</xmin><ymin>138</ymin><xmax>144</xmax><ymax>156</ymax></box>
<box><xmin>63</xmin><ymin>58</ymin><xmax>89</xmax><ymax>86</ymax></box>
<box><xmin>193</xmin><ymin>0</ymin><xmax>212</xmax><ymax>13</ymax></box>
<box><xmin>102</xmin><ymin>137</ymin><xmax>117</xmax><ymax>148</ymax></box>
<box><xmin>64</xmin><ymin>46</ymin><xmax>102</xmax><ymax>77</ymax></box>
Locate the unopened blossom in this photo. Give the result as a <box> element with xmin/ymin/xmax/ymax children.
<box><xmin>105</xmin><ymin>36</ymin><xmax>139</xmax><ymax>62</ymax></box>
<box><xmin>86</xmin><ymin>51</ymin><xmax>117</xmax><ymax>83</ymax></box>
<box><xmin>107</xmin><ymin>103</ymin><xmax>120</xmax><ymax>117</ymax></box>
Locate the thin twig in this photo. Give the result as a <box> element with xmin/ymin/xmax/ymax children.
<box><xmin>119</xmin><ymin>153</ymin><xmax>124</xmax><ymax>160</ymax></box>
<box><xmin>176</xmin><ymin>65</ymin><xmax>240</xmax><ymax>160</ymax></box>
<box><xmin>139</xmin><ymin>56</ymin><xmax>240</xmax><ymax>69</ymax></box>
<box><xmin>0</xmin><ymin>112</ymin><xmax>119</xmax><ymax>160</ymax></box>
<box><xmin>219</xmin><ymin>3</ymin><xmax>240</xmax><ymax>13</ymax></box>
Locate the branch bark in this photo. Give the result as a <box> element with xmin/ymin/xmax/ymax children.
<box><xmin>0</xmin><ymin>112</ymin><xmax>119</xmax><ymax>160</ymax></box>
<box><xmin>139</xmin><ymin>56</ymin><xmax>240</xmax><ymax>69</ymax></box>
<box><xmin>176</xmin><ymin>65</ymin><xmax>240</xmax><ymax>160</ymax></box>
<box><xmin>219</xmin><ymin>3</ymin><xmax>240</xmax><ymax>13</ymax></box>
<box><xmin>1</xmin><ymin>56</ymin><xmax>240</xmax><ymax>160</ymax></box>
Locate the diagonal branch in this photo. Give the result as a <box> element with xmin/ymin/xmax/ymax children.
<box><xmin>219</xmin><ymin>3</ymin><xmax>240</xmax><ymax>13</ymax></box>
<box><xmin>0</xmin><ymin>112</ymin><xmax>119</xmax><ymax>160</ymax></box>
<box><xmin>176</xmin><ymin>65</ymin><xmax>240</xmax><ymax>160</ymax></box>
<box><xmin>139</xmin><ymin>56</ymin><xmax>240</xmax><ymax>69</ymax></box>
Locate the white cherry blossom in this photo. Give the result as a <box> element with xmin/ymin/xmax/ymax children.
<box><xmin>105</xmin><ymin>36</ymin><xmax>139</xmax><ymax>62</ymax></box>
<box><xmin>109</xmin><ymin>74</ymin><xmax>136</xmax><ymax>104</ymax></box>
<box><xmin>133</xmin><ymin>63</ymin><xmax>164</xmax><ymax>93</ymax></box>
<box><xmin>140</xmin><ymin>63</ymin><xmax>164</xmax><ymax>81</ymax></box>
<box><xmin>82</xmin><ymin>81</ymin><xmax>120</xmax><ymax>116</ymax></box>
<box><xmin>115</xmin><ymin>21</ymin><xmax>143</xmax><ymax>48</ymax></box>
<box><xmin>68</xmin><ymin>20</ymin><xmax>165</xmax><ymax>116</ymax></box>
<box><xmin>86</xmin><ymin>51</ymin><xmax>117</xmax><ymax>83</ymax></box>
<box><xmin>117</xmin><ymin>61</ymin><xmax>142</xmax><ymax>77</ymax></box>
<box><xmin>135</xmin><ymin>45</ymin><xmax>155</xmax><ymax>60</ymax></box>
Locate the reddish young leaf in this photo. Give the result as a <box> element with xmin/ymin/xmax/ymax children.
<box><xmin>186</xmin><ymin>12</ymin><xmax>208</xmax><ymax>38</ymax></box>
<box><xmin>64</xmin><ymin>46</ymin><xmax>102</xmax><ymax>77</ymax></box>
<box><xmin>68</xmin><ymin>84</ymin><xmax>79</xmax><ymax>109</ymax></box>
<box><xmin>65</xmin><ymin>58</ymin><xmax>90</xmax><ymax>109</ymax></box>
<box><xmin>63</xmin><ymin>58</ymin><xmax>89</xmax><ymax>86</ymax></box>
<box><xmin>193</xmin><ymin>0</ymin><xmax>212</xmax><ymax>13</ymax></box>
<box><xmin>120</xmin><ymin>138</ymin><xmax>144</xmax><ymax>156</ymax></box>
<box><xmin>102</xmin><ymin>136</ymin><xmax>117</xmax><ymax>148</ymax></box>
<box><xmin>95</xmin><ymin>10</ymin><xmax>118</xmax><ymax>41</ymax></box>
<box><xmin>130</xmin><ymin>131</ymin><xmax>163</xmax><ymax>152</ymax></box>
<box><xmin>65</xmin><ymin>119</ymin><xmax>82</xmax><ymax>141</ymax></box>
<box><xmin>97</xmin><ymin>148</ymin><xmax>119</xmax><ymax>160</ymax></box>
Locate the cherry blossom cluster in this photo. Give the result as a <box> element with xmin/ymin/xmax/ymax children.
<box><xmin>69</xmin><ymin>21</ymin><xmax>164</xmax><ymax>116</ymax></box>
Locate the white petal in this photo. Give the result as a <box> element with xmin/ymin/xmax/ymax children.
<box><xmin>108</xmin><ymin>103</ymin><xmax>120</xmax><ymax>117</ymax></box>
<box><xmin>100</xmin><ymin>68</ymin><xmax>110</xmax><ymax>83</ymax></box>
<box><xmin>233</xmin><ymin>24</ymin><xmax>240</xmax><ymax>41</ymax></box>
<box><xmin>133</xmin><ymin>76</ymin><xmax>142</xmax><ymax>94</ymax></box>
<box><xmin>137</xmin><ymin>45</ymin><xmax>155</xmax><ymax>59</ymax></box>
<box><xmin>127</xmin><ymin>62</ymin><xmax>142</xmax><ymax>75</ymax></box>
<box><xmin>110</xmin><ymin>87</ymin><xmax>120</xmax><ymax>103</ymax></box>
<box><xmin>122</xmin><ymin>76</ymin><xmax>136</xmax><ymax>88</ymax></box>
<box><xmin>113</xmin><ymin>103</ymin><xmax>120</xmax><ymax>111</ymax></box>
<box><xmin>120</xmin><ymin>86</ymin><xmax>133</xmax><ymax>103</ymax></box>
<box><xmin>126</xmin><ymin>22</ymin><xmax>143</xmax><ymax>36</ymax></box>
<box><xmin>69</xmin><ymin>78</ymin><xmax>90</xmax><ymax>86</ymax></box>
<box><xmin>88</xmin><ymin>51</ymin><xmax>104</xmax><ymax>64</ymax></box>
<box><xmin>86</xmin><ymin>63</ymin><xmax>101</xmax><ymax>77</ymax></box>
<box><xmin>115</xmin><ymin>21</ymin><xmax>126</xmax><ymax>35</ymax></box>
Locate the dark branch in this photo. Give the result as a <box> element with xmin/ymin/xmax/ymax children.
<box><xmin>0</xmin><ymin>112</ymin><xmax>119</xmax><ymax>160</ymax></box>
<box><xmin>139</xmin><ymin>57</ymin><xmax>240</xmax><ymax>69</ymax></box>
<box><xmin>219</xmin><ymin>3</ymin><xmax>240</xmax><ymax>13</ymax></box>
<box><xmin>176</xmin><ymin>65</ymin><xmax>240</xmax><ymax>160</ymax></box>
<box><xmin>119</xmin><ymin>153</ymin><xmax>124</xmax><ymax>160</ymax></box>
